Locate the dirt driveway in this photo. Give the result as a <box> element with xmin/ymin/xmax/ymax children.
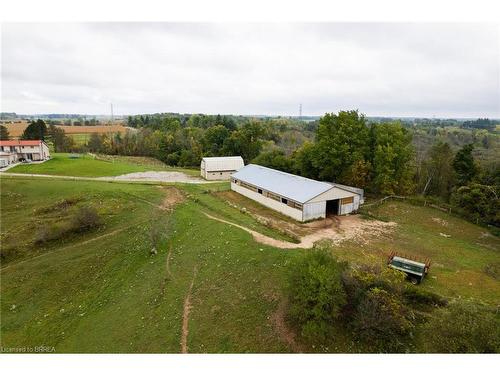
<box><xmin>204</xmin><ymin>212</ymin><xmax>396</xmax><ymax>249</ymax></box>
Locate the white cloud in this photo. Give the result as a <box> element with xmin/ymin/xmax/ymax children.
<box><xmin>1</xmin><ymin>22</ymin><xmax>499</xmax><ymax>117</ymax></box>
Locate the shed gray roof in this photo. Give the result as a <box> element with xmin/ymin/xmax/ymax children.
<box><xmin>232</xmin><ymin>164</ymin><xmax>363</xmax><ymax>203</ymax></box>
<box><xmin>231</xmin><ymin>164</ymin><xmax>336</xmax><ymax>203</ymax></box>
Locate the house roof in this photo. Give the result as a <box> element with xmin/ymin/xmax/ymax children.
<box><xmin>0</xmin><ymin>140</ymin><xmax>44</xmax><ymax>146</ymax></box>
<box><xmin>232</xmin><ymin>164</ymin><xmax>363</xmax><ymax>204</ymax></box>
<box><xmin>202</xmin><ymin>156</ymin><xmax>244</xmax><ymax>172</ymax></box>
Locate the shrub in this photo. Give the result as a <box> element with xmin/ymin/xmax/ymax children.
<box><xmin>34</xmin><ymin>206</ymin><xmax>101</xmax><ymax>246</ymax></box>
<box><xmin>342</xmin><ymin>265</ymin><xmax>414</xmax><ymax>352</ymax></box>
<box><xmin>70</xmin><ymin>206</ymin><xmax>101</xmax><ymax>232</ymax></box>
<box><xmin>403</xmin><ymin>287</ymin><xmax>447</xmax><ymax>307</ymax></box>
<box><xmin>34</xmin><ymin>224</ymin><xmax>64</xmax><ymax>244</ymax></box>
<box><xmin>352</xmin><ymin>287</ymin><xmax>414</xmax><ymax>351</ymax></box>
<box><xmin>287</xmin><ymin>250</ymin><xmax>347</xmax><ymax>342</ymax></box>
<box><xmin>420</xmin><ymin>302</ymin><xmax>500</xmax><ymax>353</ymax></box>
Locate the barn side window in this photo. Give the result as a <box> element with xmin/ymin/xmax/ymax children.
<box><xmin>281</xmin><ymin>198</ymin><xmax>288</xmax><ymax>205</ymax></box>
<box><xmin>258</xmin><ymin>189</ymin><xmax>262</xmax><ymax>194</ymax></box>
<box><xmin>341</xmin><ymin>196</ymin><xmax>354</xmax><ymax>205</ymax></box>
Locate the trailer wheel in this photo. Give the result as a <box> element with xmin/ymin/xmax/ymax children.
<box><xmin>410</xmin><ymin>277</ymin><xmax>419</xmax><ymax>285</ymax></box>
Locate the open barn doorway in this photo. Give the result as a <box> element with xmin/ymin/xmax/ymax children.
<box><xmin>326</xmin><ymin>199</ymin><xmax>340</xmax><ymax>216</ymax></box>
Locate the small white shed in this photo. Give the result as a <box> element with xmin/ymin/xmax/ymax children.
<box><xmin>231</xmin><ymin>164</ymin><xmax>364</xmax><ymax>222</ymax></box>
<box><xmin>200</xmin><ymin>156</ymin><xmax>244</xmax><ymax>180</ymax></box>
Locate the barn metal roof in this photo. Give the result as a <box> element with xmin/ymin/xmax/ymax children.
<box><xmin>232</xmin><ymin>164</ymin><xmax>339</xmax><ymax>203</ymax></box>
<box><xmin>201</xmin><ymin>156</ymin><xmax>244</xmax><ymax>172</ymax></box>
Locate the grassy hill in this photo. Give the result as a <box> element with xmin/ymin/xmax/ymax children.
<box><xmin>1</xmin><ymin>176</ymin><xmax>498</xmax><ymax>353</ymax></box>
<box><xmin>8</xmin><ymin>153</ymin><xmax>198</xmax><ymax>177</ymax></box>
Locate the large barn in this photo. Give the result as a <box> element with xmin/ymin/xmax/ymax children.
<box><xmin>231</xmin><ymin>164</ymin><xmax>364</xmax><ymax>222</ymax></box>
<box><xmin>200</xmin><ymin>156</ymin><xmax>244</xmax><ymax>180</ymax></box>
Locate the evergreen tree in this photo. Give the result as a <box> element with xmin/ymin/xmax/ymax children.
<box><xmin>22</xmin><ymin>119</ymin><xmax>47</xmax><ymax>140</ymax></box>
<box><xmin>0</xmin><ymin>125</ymin><xmax>9</xmax><ymax>140</ymax></box>
<box><xmin>453</xmin><ymin>144</ymin><xmax>478</xmax><ymax>186</ymax></box>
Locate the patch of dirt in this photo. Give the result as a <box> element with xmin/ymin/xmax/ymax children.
<box><xmin>159</xmin><ymin>186</ymin><xmax>185</xmax><ymax>211</ymax></box>
<box><xmin>271</xmin><ymin>298</ymin><xmax>303</xmax><ymax>353</ymax></box>
<box><xmin>203</xmin><ymin>212</ymin><xmax>396</xmax><ymax>249</ymax></box>
<box><xmin>432</xmin><ymin>217</ymin><xmax>448</xmax><ymax>226</ymax></box>
<box><xmin>181</xmin><ymin>266</ymin><xmax>198</xmax><ymax>354</ymax></box>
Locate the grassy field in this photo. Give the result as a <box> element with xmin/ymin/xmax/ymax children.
<box><xmin>1</xmin><ymin>175</ymin><xmax>498</xmax><ymax>353</ymax></box>
<box><xmin>0</xmin><ymin>177</ymin><xmax>297</xmax><ymax>353</ymax></box>
<box><xmin>7</xmin><ymin>153</ymin><xmax>199</xmax><ymax>177</ymax></box>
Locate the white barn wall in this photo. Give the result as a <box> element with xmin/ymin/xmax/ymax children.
<box><xmin>308</xmin><ymin>187</ymin><xmax>355</xmax><ymax>203</ymax></box>
<box><xmin>231</xmin><ymin>182</ymin><xmax>303</xmax><ymax>221</ymax></box>
<box><xmin>303</xmin><ymin>201</ymin><xmax>326</xmax><ymax>221</ymax></box>
<box><xmin>205</xmin><ymin>171</ymin><xmax>234</xmax><ymax>180</ymax></box>
<box><xmin>339</xmin><ymin>195</ymin><xmax>361</xmax><ymax>215</ymax></box>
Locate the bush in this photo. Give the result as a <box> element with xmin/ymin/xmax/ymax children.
<box><xmin>34</xmin><ymin>206</ymin><xmax>101</xmax><ymax>245</ymax></box>
<box><xmin>342</xmin><ymin>265</ymin><xmax>414</xmax><ymax>352</ymax></box>
<box><xmin>352</xmin><ymin>287</ymin><xmax>414</xmax><ymax>352</ymax></box>
<box><xmin>70</xmin><ymin>206</ymin><xmax>101</xmax><ymax>232</ymax></box>
<box><xmin>34</xmin><ymin>224</ymin><xmax>65</xmax><ymax>244</ymax></box>
<box><xmin>403</xmin><ymin>287</ymin><xmax>448</xmax><ymax>307</ymax></box>
<box><xmin>420</xmin><ymin>302</ymin><xmax>500</xmax><ymax>353</ymax></box>
<box><xmin>287</xmin><ymin>250</ymin><xmax>347</xmax><ymax>342</ymax></box>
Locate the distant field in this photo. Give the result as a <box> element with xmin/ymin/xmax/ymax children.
<box><xmin>3</xmin><ymin>121</ymin><xmax>127</xmax><ymax>138</ymax></box>
<box><xmin>7</xmin><ymin>153</ymin><xmax>199</xmax><ymax>177</ymax></box>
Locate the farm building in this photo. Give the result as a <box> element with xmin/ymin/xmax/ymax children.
<box><xmin>200</xmin><ymin>156</ymin><xmax>244</xmax><ymax>180</ymax></box>
<box><xmin>231</xmin><ymin>164</ymin><xmax>364</xmax><ymax>222</ymax></box>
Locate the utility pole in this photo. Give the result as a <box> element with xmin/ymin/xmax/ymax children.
<box><xmin>299</xmin><ymin>103</ymin><xmax>302</xmax><ymax>119</ymax></box>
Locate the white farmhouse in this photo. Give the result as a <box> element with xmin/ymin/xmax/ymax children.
<box><xmin>0</xmin><ymin>140</ymin><xmax>50</xmax><ymax>167</ymax></box>
<box><xmin>200</xmin><ymin>156</ymin><xmax>244</xmax><ymax>180</ymax></box>
<box><xmin>231</xmin><ymin>164</ymin><xmax>364</xmax><ymax>222</ymax></box>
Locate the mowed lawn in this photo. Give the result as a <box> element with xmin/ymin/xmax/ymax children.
<box><xmin>8</xmin><ymin>153</ymin><xmax>198</xmax><ymax>177</ymax></box>
<box><xmin>0</xmin><ymin>177</ymin><xmax>296</xmax><ymax>353</ymax></box>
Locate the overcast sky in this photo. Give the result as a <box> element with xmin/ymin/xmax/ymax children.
<box><xmin>1</xmin><ymin>23</ymin><xmax>499</xmax><ymax>118</ymax></box>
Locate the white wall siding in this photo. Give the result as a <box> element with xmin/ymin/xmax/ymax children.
<box><xmin>308</xmin><ymin>187</ymin><xmax>355</xmax><ymax>203</ymax></box>
<box><xmin>339</xmin><ymin>195</ymin><xmax>361</xmax><ymax>215</ymax></box>
<box><xmin>231</xmin><ymin>183</ymin><xmax>303</xmax><ymax>221</ymax></box>
<box><xmin>303</xmin><ymin>201</ymin><xmax>326</xmax><ymax>221</ymax></box>
<box><xmin>205</xmin><ymin>171</ymin><xmax>234</xmax><ymax>180</ymax></box>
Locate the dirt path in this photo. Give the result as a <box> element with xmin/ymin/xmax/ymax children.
<box><xmin>271</xmin><ymin>298</ymin><xmax>303</xmax><ymax>353</ymax></box>
<box><xmin>166</xmin><ymin>244</ymin><xmax>174</xmax><ymax>280</ymax></box>
<box><xmin>159</xmin><ymin>186</ymin><xmax>185</xmax><ymax>210</ymax></box>
<box><xmin>181</xmin><ymin>266</ymin><xmax>198</xmax><ymax>354</ymax></box>
<box><xmin>203</xmin><ymin>212</ymin><xmax>396</xmax><ymax>249</ymax></box>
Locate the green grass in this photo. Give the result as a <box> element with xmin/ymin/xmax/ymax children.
<box><xmin>1</xmin><ymin>177</ymin><xmax>498</xmax><ymax>353</ymax></box>
<box><xmin>352</xmin><ymin>202</ymin><xmax>500</xmax><ymax>304</ymax></box>
<box><xmin>8</xmin><ymin>153</ymin><xmax>199</xmax><ymax>178</ymax></box>
<box><xmin>0</xmin><ymin>177</ymin><xmax>297</xmax><ymax>353</ymax></box>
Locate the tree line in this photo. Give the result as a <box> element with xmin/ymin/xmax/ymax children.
<box><xmin>5</xmin><ymin>112</ymin><xmax>498</xmax><ymax>229</ymax></box>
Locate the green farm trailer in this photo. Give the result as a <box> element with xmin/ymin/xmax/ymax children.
<box><xmin>387</xmin><ymin>252</ymin><xmax>431</xmax><ymax>284</ymax></box>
